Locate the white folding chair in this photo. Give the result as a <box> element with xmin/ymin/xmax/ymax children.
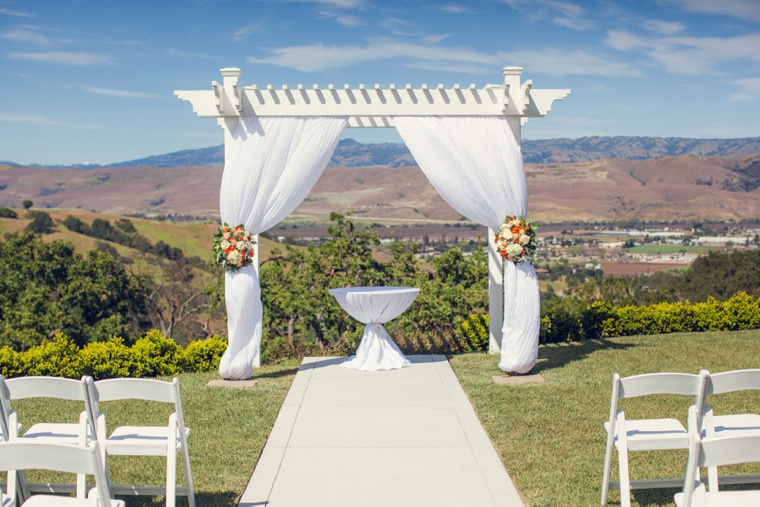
<box><xmin>0</xmin><ymin>441</ymin><xmax>124</xmax><ymax>507</ymax></box>
<box><xmin>702</xmin><ymin>369</ymin><xmax>760</xmax><ymax>489</ymax></box>
<box><xmin>675</xmin><ymin>433</ymin><xmax>760</xmax><ymax>507</ymax></box>
<box><xmin>0</xmin><ymin>376</ymin><xmax>97</xmax><ymax>501</ymax></box>
<box><xmin>89</xmin><ymin>377</ymin><xmax>195</xmax><ymax>507</ymax></box>
<box><xmin>601</xmin><ymin>371</ymin><xmax>708</xmax><ymax>507</ymax></box>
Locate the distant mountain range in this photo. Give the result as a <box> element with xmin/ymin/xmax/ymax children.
<box><xmin>4</xmin><ymin>136</ymin><xmax>760</xmax><ymax>169</ymax></box>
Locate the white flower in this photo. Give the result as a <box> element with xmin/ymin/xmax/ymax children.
<box><xmin>519</xmin><ymin>234</ymin><xmax>530</xmax><ymax>245</ymax></box>
<box><xmin>236</xmin><ymin>241</ymin><xmax>246</xmax><ymax>251</ymax></box>
<box><xmin>506</xmin><ymin>243</ymin><xmax>523</xmax><ymax>258</ymax></box>
<box><xmin>227</xmin><ymin>250</ymin><xmax>242</xmax><ymax>265</ymax></box>
<box><xmin>220</xmin><ymin>240</ymin><xmax>230</xmax><ymax>250</ymax></box>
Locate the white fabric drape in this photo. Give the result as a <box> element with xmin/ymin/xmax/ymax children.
<box><xmin>393</xmin><ymin>116</ymin><xmax>540</xmax><ymax>373</ymax></box>
<box><xmin>219</xmin><ymin>116</ymin><xmax>347</xmax><ymax>379</ymax></box>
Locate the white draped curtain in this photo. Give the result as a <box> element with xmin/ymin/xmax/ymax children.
<box><xmin>393</xmin><ymin>116</ymin><xmax>540</xmax><ymax>373</ymax></box>
<box><xmin>219</xmin><ymin>116</ymin><xmax>347</xmax><ymax>379</ymax></box>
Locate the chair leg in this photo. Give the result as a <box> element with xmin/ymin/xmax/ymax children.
<box><xmin>601</xmin><ymin>438</ymin><xmax>614</xmax><ymax>505</ymax></box>
<box><xmin>166</xmin><ymin>449</ymin><xmax>177</xmax><ymax>507</ymax></box>
<box><xmin>181</xmin><ymin>444</ymin><xmax>195</xmax><ymax>507</ymax></box>
<box><xmin>618</xmin><ymin>445</ymin><xmax>632</xmax><ymax>507</ymax></box>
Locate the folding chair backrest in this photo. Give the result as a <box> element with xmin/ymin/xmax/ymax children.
<box><xmin>4</xmin><ymin>376</ymin><xmax>96</xmax><ymax>437</ymax></box>
<box><xmin>619</xmin><ymin>372</ymin><xmax>707</xmax><ymax>399</ymax></box>
<box><xmin>0</xmin><ymin>441</ymin><xmax>113</xmax><ymax>507</ymax></box>
<box><xmin>707</xmin><ymin>369</ymin><xmax>760</xmax><ymax>395</ymax></box>
<box><xmin>680</xmin><ymin>434</ymin><xmax>760</xmax><ymax>507</ymax></box>
<box><xmin>92</xmin><ymin>378</ymin><xmax>187</xmax><ymax>435</ymax></box>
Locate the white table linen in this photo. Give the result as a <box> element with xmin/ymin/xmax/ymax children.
<box><xmin>329</xmin><ymin>287</ymin><xmax>420</xmax><ymax>371</ymax></box>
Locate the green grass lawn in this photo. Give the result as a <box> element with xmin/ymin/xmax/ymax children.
<box><xmin>5</xmin><ymin>331</ymin><xmax>760</xmax><ymax>506</ymax></box>
<box><xmin>450</xmin><ymin>329</ymin><xmax>760</xmax><ymax>506</ymax></box>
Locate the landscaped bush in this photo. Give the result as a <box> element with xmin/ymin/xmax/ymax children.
<box><xmin>539</xmin><ymin>291</ymin><xmax>760</xmax><ymax>342</ymax></box>
<box><xmin>458</xmin><ymin>313</ymin><xmax>489</xmax><ymax>352</ymax></box>
<box><xmin>0</xmin><ymin>330</ymin><xmax>227</xmax><ymax>380</ymax></box>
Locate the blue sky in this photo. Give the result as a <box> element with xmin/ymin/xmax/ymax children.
<box><xmin>1</xmin><ymin>0</ymin><xmax>759</xmax><ymax>165</ymax></box>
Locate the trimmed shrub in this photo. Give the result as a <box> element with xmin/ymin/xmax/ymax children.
<box><xmin>0</xmin><ymin>346</ymin><xmax>22</xmax><ymax>378</ymax></box>
<box><xmin>458</xmin><ymin>314</ymin><xmax>489</xmax><ymax>352</ymax></box>
<box><xmin>22</xmin><ymin>333</ymin><xmax>83</xmax><ymax>377</ymax></box>
<box><xmin>181</xmin><ymin>335</ymin><xmax>227</xmax><ymax>373</ymax></box>
<box><xmin>80</xmin><ymin>337</ymin><xmax>137</xmax><ymax>380</ymax></box>
<box><xmin>131</xmin><ymin>329</ymin><xmax>183</xmax><ymax>377</ymax></box>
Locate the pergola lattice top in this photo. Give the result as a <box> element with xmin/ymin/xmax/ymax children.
<box><xmin>175</xmin><ymin>67</ymin><xmax>569</xmax><ymax>132</ymax></box>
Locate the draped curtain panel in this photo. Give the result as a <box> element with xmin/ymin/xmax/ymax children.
<box><xmin>219</xmin><ymin>116</ymin><xmax>347</xmax><ymax>379</ymax></box>
<box><xmin>393</xmin><ymin>116</ymin><xmax>540</xmax><ymax>373</ymax></box>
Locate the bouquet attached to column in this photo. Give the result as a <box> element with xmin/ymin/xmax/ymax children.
<box><xmin>495</xmin><ymin>215</ymin><xmax>541</xmax><ymax>374</ymax></box>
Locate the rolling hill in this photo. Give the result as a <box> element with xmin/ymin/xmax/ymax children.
<box><xmin>1</xmin><ymin>153</ymin><xmax>759</xmax><ymax>223</ymax></box>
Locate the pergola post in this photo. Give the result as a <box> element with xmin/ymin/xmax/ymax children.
<box><xmin>176</xmin><ymin>66</ymin><xmax>568</xmax><ymax>362</ymax></box>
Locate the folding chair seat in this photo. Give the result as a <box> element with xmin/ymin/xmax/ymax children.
<box><xmin>89</xmin><ymin>377</ymin><xmax>195</xmax><ymax>507</ymax></box>
<box><xmin>674</xmin><ymin>433</ymin><xmax>760</xmax><ymax>507</ymax></box>
<box><xmin>0</xmin><ymin>441</ymin><xmax>124</xmax><ymax>507</ymax></box>
<box><xmin>601</xmin><ymin>371</ymin><xmax>708</xmax><ymax>507</ymax></box>
<box><xmin>701</xmin><ymin>369</ymin><xmax>760</xmax><ymax>489</ymax></box>
<box><xmin>0</xmin><ymin>376</ymin><xmax>96</xmax><ymax>501</ymax></box>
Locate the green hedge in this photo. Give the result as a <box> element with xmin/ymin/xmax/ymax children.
<box><xmin>541</xmin><ymin>291</ymin><xmax>760</xmax><ymax>343</ymax></box>
<box><xmin>0</xmin><ymin>331</ymin><xmax>227</xmax><ymax>380</ymax></box>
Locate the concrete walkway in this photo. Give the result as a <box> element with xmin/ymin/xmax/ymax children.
<box><xmin>239</xmin><ymin>355</ymin><xmax>524</xmax><ymax>507</ymax></box>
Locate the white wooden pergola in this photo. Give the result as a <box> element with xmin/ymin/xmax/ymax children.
<box><xmin>175</xmin><ymin>66</ymin><xmax>568</xmax><ymax>362</ymax></box>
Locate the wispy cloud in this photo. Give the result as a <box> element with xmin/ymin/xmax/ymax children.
<box><xmin>509</xmin><ymin>48</ymin><xmax>642</xmax><ymax>77</ymax></box>
<box><xmin>166</xmin><ymin>49</ymin><xmax>215</xmax><ymax>60</ymax></box>
<box><xmin>9</xmin><ymin>51</ymin><xmax>111</xmax><ymax>65</ymax></box>
<box><xmin>730</xmin><ymin>77</ymin><xmax>760</xmax><ymax>101</ymax></box>
<box><xmin>248</xmin><ymin>40</ymin><xmax>642</xmax><ymax>77</ymax></box>
<box><xmin>83</xmin><ymin>86</ymin><xmax>164</xmax><ymax>99</ymax></box>
<box><xmin>0</xmin><ymin>7</ymin><xmax>35</xmax><ymax>18</ymax></box>
<box><xmin>440</xmin><ymin>5</ymin><xmax>474</xmax><ymax>14</ymax></box>
<box><xmin>380</xmin><ymin>18</ymin><xmax>418</xmax><ymax>37</ymax></box>
<box><xmin>500</xmin><ymin>0</ymin><xmax>594</xmax><ymax>31</ymax></box>
<box><xmin>0</xmin><ymin>29</ymin><xmax>50</xmax><ymax>45</ymax></box>
<box><xmin>232</xmin><ymin>20</ymin><xmax>267</xmax><ymax>42</ymax></box>
<box><xmin>318</xmin><ymin>11</ymin><xmax>362</xmax><ymax>27</ymax></box>
<box><xmin>282</xmin><ymin>0</ymin><xmax>365</xmax><ymax>8</ymax></box>
<box><xmin>606</xmin><ymin>30</ymin><xmax>760</xmax><ymax>75</ymax></box>
<box><xmin>0</xmin><ymin>114</ymin><xmax>103</xmax><ymax>130</ymax></box>
<box><xmin>657</xmin><ymin>0</ymin><xmax>760</xmax><ymax>23</ymax></box>
<box><xmin>641</xmin><ymin>19</ymin><xmax>684</xmax><ymax>34</ymax></box>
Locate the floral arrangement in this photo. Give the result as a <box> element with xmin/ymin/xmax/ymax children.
<box><xmin>495</xmin><ymin>215</ymin><xmax>538</xmax><ymax>264</ymax></box>
<box><xmin>213</xmin><ymin>223</ymin><xmax>256</xmax><ymax>272</ymax></box>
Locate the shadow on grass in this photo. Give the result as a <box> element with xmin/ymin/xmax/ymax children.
<box><xmin>121</xmin><ymin>491</ymin><xmax>238</xmax><ymax>506</ymax></box>
<box><xmin>631</xmin><ymin>487</ymin><xmax>680</xmax><ymax>506</ymax></box>
<box><xmin>252</xmin><ymin>366</ymin><xmax>300</xmax><ymax>380</ymax></box>
<box><xmin>532</xmin><ymin>338</ymin><xmax>638</xmax><ymax>374</ymax></box>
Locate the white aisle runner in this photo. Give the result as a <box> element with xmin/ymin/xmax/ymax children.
<box><xmin>239</xmin><ymin>355</ymin><xmax>524</xmax><ymax>507</ymax></box>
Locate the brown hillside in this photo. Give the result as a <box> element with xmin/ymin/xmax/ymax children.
<box><xmin>1</xmin><ymin>155</ymin><xmax>759</xmax><ymax>222</ymax></box>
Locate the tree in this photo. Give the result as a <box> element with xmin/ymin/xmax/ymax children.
<box><xmin>25</xmin><ymin>211</ymin><xmax>55</xmax><ymax>234</ymax></box>
<box><xmin>22</xmin><ymin>200</ymin><xmax>33</xmax><ymax>210</ymax></box>
<box><xmin>0</xmin><ymin>233</ymin><xmax>152</xmax><ymax>349</ymax></box>
<box><xmin>0</xmin><ymin>207</ymin><xmax>17</xmax><ymax>219</ymax></box>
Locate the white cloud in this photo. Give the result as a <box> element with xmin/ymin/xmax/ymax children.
<box><xmin>508</xmin><ymin>48</ymin><xmax>643</xmax><ymax>77</ymax></box>
<box><xmin>166</xmin><ymin>49</ymin><xmax>215</xmax><ymax>60</ymax></box>
<box><xmin>380</xmin><ymin>18</ymin><xmax>418</xmax><ymax>37</ymax></box>
<box><xmin>657</xmin><ymin>0</ymin><xmax>760</xmax><ymax>23</ymax></box>
<box><xmin>0</xmin><ymin>29</ymin><xmax>50</xmax><ymax>45</ymax></box>
<box><xmin>499</xmin><ymin>0</ymin><xmax>594</xmax><ymax>31</ymax></box>
<box><xmin>0</xmin><ymin>7</ymin><xmax>35</xmax><ymax>17</ymax></box>
<box><xmin>606</xmin><ymin>30</ymin><xmax>760</xmax><ymax>75</ymax></box>
<box><xmin>730</xmin><ymin>77</ymin><xmax>760</xmax><ymax>101</ymax></box>
<box><xmin>0</xmin><ymin>114</ymin><xmax>103</xmax><ymax>130</ymax></box>
<box><xmin>283</xmin><ymin>0</ymin><xmax>365</xmax><ymax>7</ymax></box>
<box><xmin>232</xmin><ymin>20</ymin><xmax>267</xmax><ymax>42</ymax></box>
<box><xmin>318</xmin><ymin>11</ymin><xmax>362</xmax><ymax>27</ymax></box>
<box><xmin>641</xmin><ymin>20</ymin><xmax>684</xmax><ymax>34</ymax></box>
<box><xmin>440</xmin><ymin>5</ymin><xmax>474</xmax><ymax>14</ymax></box>
<box><xmin>422</xmin><ymin>34</ymin><xmax>451</xmax><ymax>44</ymax></box>
<box><xmin>248</xmin><ymin>40</ymin><xmax>642</xmax><ymax>77</ymax></box>
<box><xmin>84</xmin><ymin>86</ymin><xmax>164</xmax><ymax>99</ymax></box>
<box><xmin>9</xmin><ymin>51</ymin><xmax>111</xmax><ymax>65</ymax></box>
